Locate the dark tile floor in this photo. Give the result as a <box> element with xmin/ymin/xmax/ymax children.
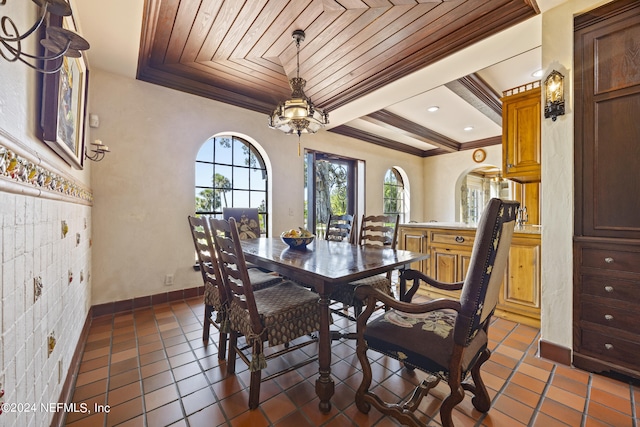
<box><xmin>64</xmin><ymin>296</ymin><xmax>639</xmax><ymax>426</ymax></box>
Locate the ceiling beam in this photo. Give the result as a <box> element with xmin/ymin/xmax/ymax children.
<box><xmin>361</xmin><ymin>110</ymin><xmax>460</xmax><ymax>152</ymax></box>
<box><xmin>445</xmin><ymin>73</ymin><xmax>502</xmax><ymax>125</ymax></box>
<box><xmin>328</xmin><ymin>126</ymin><xmax>429</xmax><ymax>157</ymax></box>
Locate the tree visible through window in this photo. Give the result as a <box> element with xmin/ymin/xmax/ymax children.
<box><xmin>383</xmin><ymin>168</ymin><xmax>405</xmax><ymax>223</ymax></box>
<box><xmin>195</xmin><ymin>135</ymin><xmax>269</xmax><ymax>234</ymax></box>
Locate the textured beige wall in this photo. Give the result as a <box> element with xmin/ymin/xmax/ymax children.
<box><xmin>88</xmin><ymin>69</ymin><xmax>425</xmax><ymax>305</ymax></box>
<box><xmin>421</xmin><ymin>145</ymin><xmax>503</xmax><ymax>222</ymax></box>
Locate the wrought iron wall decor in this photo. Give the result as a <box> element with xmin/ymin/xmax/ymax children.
<box><xmin>0</xmin><ymin>0</ymin><xmax>90</xmax><ymax>74</ymax></box>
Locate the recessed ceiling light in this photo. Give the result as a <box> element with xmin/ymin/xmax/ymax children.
<box><xmin>464</xmin><ymin>126</ymin><xmax>474</xmax><ymax>131</ymax></box>
<box><xmin>427</xmin><ymin>106</ymin><xmax>439</xmax><ymax>112</ymax></box>
<box><xmin>532</xmin><ymin>69</ymin><xmax>544</xmax><ymax>78</ymax></box>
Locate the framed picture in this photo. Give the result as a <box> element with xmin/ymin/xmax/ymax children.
<box><xmin>40</xmin><ymin>13</ymin><xmax>89</xmax><ymax>169</ymax></box>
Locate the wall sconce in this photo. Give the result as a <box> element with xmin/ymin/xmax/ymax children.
<box><xmin>85</xmin><ymin>140</ymin><xmax>110</xmax><ymax>162</ymax></box>
<box><xmin>0</xmin><ymin>0</ymin><xmax>90</xmax><ymax>74</ymax></box>
<box><xmin>544</xmin><ymin>70</ymin><xmax>565</xmax><ymax>121</ymax></box>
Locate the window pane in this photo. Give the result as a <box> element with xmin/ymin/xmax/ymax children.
<box><xmin>384</xmin><ymin>170</ymin><xmax>394</xmax><ymax>184</ymax></box>
<box><xmin>249</xmin><ymin>168</ymin><xmax>267</xmax><ymax>191</ymax></box>
<box><xmin>195</xmin><ymin>188</ymin><xmax>214</xmax><ymax>213</ymax></box>
<box><xmin>233</xmin><ymin>190</ymin><xmax>250</xmax><ymax>207</ymax></box>
<box><xmin>233</xmin><ymin>138</ymin><xmax>250</xmax><ymax>167</ymax></box>
<box><xmin>196</xmin><ymin>139</ymin><xmax>214</xmax><ymax>162</ymax></box>
<box><xmin>250</xmin><ymin>192</ymin><xmax>266</xmax><ymax>209</ymax></box>
<box><xmin>195</xmin><ymin>162</ymin><xmax>214</xmax><ymax>187</ymax></box>
<box><xmin>249</xmin><ymin>146</ymin><xmax>265</xmax><ymax>169</ymax></box>
<box><xmin>214</xmin><ymin>165</ymin><xmax>233</xmax><ymax>188</ymax></box>
<box><xmin>233</xmin><ymin>167</ymin><xmax>250</xmax><ymax>190</ymax></box>
<box><xmin>214</xmin><ymin>137</ymin><xmax>233</xmax><ymax>164</ymax></box>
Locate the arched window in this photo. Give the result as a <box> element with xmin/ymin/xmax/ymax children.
<box><xmin>195</xmin><ymin>135</ymin><xmax>269</xmax><ymax>234</ymax></box>
<box><xmin>383</xmin><ymin>168</ymin><xmax>406</xmax><ymax>223</ymax></box>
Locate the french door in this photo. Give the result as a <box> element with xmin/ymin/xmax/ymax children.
<box><xmin>304</xmin><ymin>151</ymin><xmax>359</xmax><ymax>238</ymax></box>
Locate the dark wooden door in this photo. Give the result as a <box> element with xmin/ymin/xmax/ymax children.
<box><xmin>574</xmin><ymin>0</ymin><xmax>640</xmax><ymax>240</ymax></box>
<box><xmin>573</xmin><ymin>0</ymin><xmax>640</xmax><ymax>379</ymax></box>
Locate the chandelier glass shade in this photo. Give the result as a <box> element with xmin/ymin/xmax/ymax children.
<box><xmin>268</xmin><ymin>30</ymin><xmax>328</xmax><ymax>137</ymax></box>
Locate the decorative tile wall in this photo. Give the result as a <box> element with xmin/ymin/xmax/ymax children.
<box><xmin>0</xmin><ymin>179</ymin><xmax>92</xmax><ymax>427</ymax></box>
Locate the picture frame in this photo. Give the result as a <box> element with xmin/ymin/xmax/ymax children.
<box><xmin>40</xmin><ymin>13</ymin><xmax>89</xmax><ymax>169</ymax></box>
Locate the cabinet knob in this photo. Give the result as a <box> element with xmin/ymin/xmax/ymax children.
<box><xmin>507</xmin><ymin>163</ymin><xmax>514</xmax><ymax>169</ymax></box>
<box><xmin>604</xmin><ymin>343</ymin><xmax>614</xmax><ymax>350</ymax></box>
<box><xmin>604</xmin><ymin>285</ymin><xmax>614</xmax><ymax>293</ymax></box>
<box><xmin>604</xmin><ymin>257</ymin><xmax>614</xmax><ymax>264</ymax></box>
<box><xmin>604</xmin><ymin>314</ymin><xmax>614</xmax><ymax>321</ymax></box>
<box><xmin>455</xmin><ymin>236</ymin><xmax>465</xmax><ymax>243</ymax></box>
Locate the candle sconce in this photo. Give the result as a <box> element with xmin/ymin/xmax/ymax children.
<box><xmin>85</xmin><ymin>139</ymin><xmax>110</xmax><ymax>162</ymax></box>
<box><xmin>544</xmin><ymin>70</ymin><xmax>565</xmax><ymax>121</ymax></box>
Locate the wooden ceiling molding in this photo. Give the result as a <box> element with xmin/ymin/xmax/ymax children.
<box><xmin>137</xmin><ymin>0</ymin><xmax>539</xmax><ymax>156</ymax></box>
<box><xmin>138</xmin><ymin>0</ymin><xmax>538</xmax><ymax>113</ymax></box>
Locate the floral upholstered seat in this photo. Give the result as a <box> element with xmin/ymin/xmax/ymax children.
<box><xmin>209</xmin><ymin>217</ymin><xmax>320</xmax><ymax>409</ymax></box>
<box><xmin>353</xmin><ymin>198</ymin><xmax>519</xmax><ymax>427</ymax></box>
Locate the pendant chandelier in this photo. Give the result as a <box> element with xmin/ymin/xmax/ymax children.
<box><xmin>268</xmin><ymin>30</ymin><xmax>329</xmax><ymax>139</ymax></box>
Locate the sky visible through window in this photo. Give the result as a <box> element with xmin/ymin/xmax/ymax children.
<box><xmin>195</xmin><ymin>136</ymin><xmax>267</xmax><ymax>215</ymax></box>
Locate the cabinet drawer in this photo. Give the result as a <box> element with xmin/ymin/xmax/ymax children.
<box><xmin>430</xmin><ymin>232</ymin><xmax>474</xmax><ymax>247</ymax></box>
<box><xmin>581</xmin><ymin>248</ymin><xmax>640</xmax><ymax>274</ymax></box>
<box><xmin>581</xmin><ymin>300</ymin><xmax>640</xmax><ymax>335</ymax></box>
<box><xmin>580</xmin><ymin>328</ymin><xmax>640</xmax><ymax>367</ymax></box>
<box><xmin>582</xmin><ymin>275</ymin><xmax>640</xmax><ymax>302</ymax></box>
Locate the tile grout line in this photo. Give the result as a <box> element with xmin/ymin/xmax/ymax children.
<box><xmin>632</xmin><ymin>381</ymin><xmax>638</xmax><ymax>427</ymax></box>
<box><xmin>475</xmin><ymin>322</ymin><xmax>544</xmax><ymax>426</ymax></box>
<box><xmin>164</xmin><ymin>302</ymin><xmax>199</xmax><ymax>427</ymax></box>
<box><xmin>183</xmin><ymin>298</ymin><xmax>275</xmax><ymax>426</ymax></box>
<box><xmin>580</xmin><ymin>374</ymin><xmax>593</xmax><ymax>427</ymax></box>
<box><xmin>183</xmin><ymin>299</ymin><xmax>236</xmax><ymax>426</ymax></box>
<box><xmin>132</xmin><ymin>310</ymin><xmax>150</xmax><ymax>427</ymax></box>
<box><xmin>104</xmin><ymin>315</ymin><xmax>115</xmax><ymax>427</ymax></box>
<box><xmin>527</xmin><ymin>364</ymin><xmax>557</xmax><ymax>427</ymax></box>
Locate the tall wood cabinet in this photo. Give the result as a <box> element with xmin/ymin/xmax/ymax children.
<box><xmin>573</xmin><ymin>0</ymin><xmax>640</xmax><ymax>379</ymax></box>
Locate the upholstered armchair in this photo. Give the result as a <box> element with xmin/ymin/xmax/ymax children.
<box><xmin>353</xmin><ymin>199</ymin><xmax>519</xmax><ymax>427</ymax></box>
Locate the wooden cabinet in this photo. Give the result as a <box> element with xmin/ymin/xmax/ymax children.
<box><xmin>496</xmin><ymin>233</ymin><xmax>540</xmax><ymax>324</ymax></box>
<box><xmin>502</xmin><ymin>85</ymin><xmax>541</xmax><ymax>183</ymax></box>
<box><xmin>574</xmin><ymin>241</ymin><xmax>640</xmax><ymax>378</ymax></box>
<box><xmin>511</xmin><ymin>181</ymin><xmax>541</xmax><ymax>225</ymax></box>
<box><xmin>399</xmin><ymin>225</ymin><xmax>540</xmax><ymax>327</ymax></box>
<box><xmin>399</xmin><ymin>227</ymin><xmax>430</xmax><ymax>274</ymax></box>
<box><xmin>428</xmin><ymin>229</ymin><xmax>475</xmax><ymax>298</ymax></box>
<box><xmin>573</xmin><ymin>0</ymin><xmax>640</xmax><ymax>379</ymax></box>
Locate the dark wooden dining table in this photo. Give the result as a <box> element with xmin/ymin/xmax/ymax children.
<box><xmin>240</xmin><ymin>237</ymin><xmax>429</xmax><ymax>413</ymax></box>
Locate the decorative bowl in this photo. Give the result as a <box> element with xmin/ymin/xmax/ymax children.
<box><xmin>280</xmin><ymin>234</ymin><xmax>314</xmax><ymax>250</ymax></box>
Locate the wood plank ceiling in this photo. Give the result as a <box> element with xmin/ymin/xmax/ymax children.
<box><xmin>138</xmin><ymin>0</ymin><xmax>539</xmax><ymax>156</ymax></box>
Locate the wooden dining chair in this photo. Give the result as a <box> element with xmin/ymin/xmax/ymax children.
<box><xmin>223</xmin><ymin>207</ymin><xmax>273</xmax><ymax>271</ymax></box>
<box><xmin>353</xmin><ymin>198</ymin><xmax>519</xmax><ymax>427</ymax></box>
<box><xmin>223</xmin><ymin>207</ymin><xmax>262</xmax><ymax>238</ymax></box>
<box><xmin>209</xmin><ymin>217</ymin><xmax>321</xmax><ymax>409</ymax></box>
<box><xmin>187</xmin><ymin>215</ymin><xmax>229</xmax><ymax>357</ymax></box>
<box><xmin>324</xmin><ymin>213</ymin><xmax>355</xmax><ymax>243</ymax></box>
<box><xmin>330</xmin><ymin>213</ymin><xmax>400</xmax><ymax>320</ymax></box>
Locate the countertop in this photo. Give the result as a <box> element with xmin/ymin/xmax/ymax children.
<box><xmin>399</xmin><ymin>222</ymin><xmax>541</xmax><ymax>235</ymax></box>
